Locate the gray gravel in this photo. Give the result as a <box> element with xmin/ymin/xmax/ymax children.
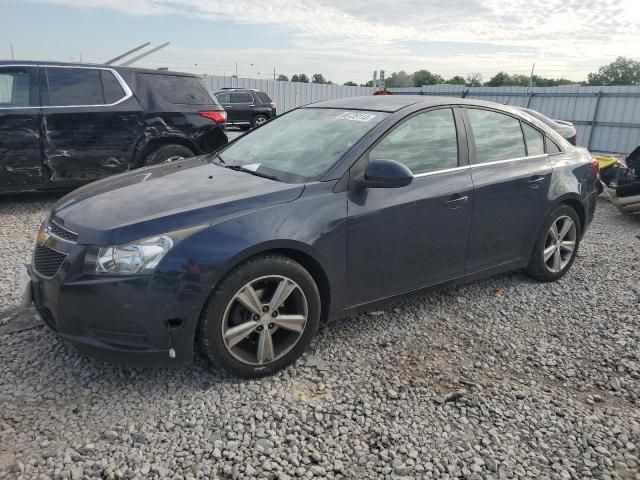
<box><xmin>1</xmin><ymin>196</ymin><xmax>639</xmax><ymax>479</ymax></box>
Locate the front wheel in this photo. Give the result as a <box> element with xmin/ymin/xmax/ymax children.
<box><xmin>197</xmin><ymin>255</ymin><xmax>321</xmax><ymax>378</ymax></box>
<box><xmin>524</xmin><ymin>204</ymin><xmax>581</xmax><ymax>282</ymax></box>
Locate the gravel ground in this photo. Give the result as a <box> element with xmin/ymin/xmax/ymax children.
<box><xmin>1</xmin><ymin>196</ymin><xmax>639</xmax><ymax>480</ymax></box>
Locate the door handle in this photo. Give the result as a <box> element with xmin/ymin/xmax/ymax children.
<box><xmin>444</xmin><ymin>195</ymin><xmax>469</xmax><ymax>209</ymax></box>
<box><xmin>527</xmin><ymin>176</ymin><xmax>545</xmax><ymax>188</ymax></box>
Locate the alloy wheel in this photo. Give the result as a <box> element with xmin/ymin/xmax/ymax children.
<box><xmin>543</xmin><ymin>215</ymin><xmax>577</xmax><ymax>273</ymax></box>
<box><xmin>255</xmin><ymin>116</ymin><xmax>267</xmax><ymax>126</ymax></box>
<box><xmin>221</xmin><ymin>275</ymin><xmax>308</xmax><ymax>365</ymax></box>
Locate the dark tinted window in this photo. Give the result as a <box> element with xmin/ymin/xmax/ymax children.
<box><xmin>230</xmin><ymin>92</ymin><xmax>253</xmax><ymax>103</ymax></box>
<box><xmin>101</xmin><ymin>70</ymin><xmax>125</xmax><ymax>104</ymax></box>
<box><xmin>0</xmin><ymin>68</ymin><xmax>31</xmax><ymax>107</ymax></box>
<box><xmin>547</xmin><ymin>138</ymin><xmax>562</xmax><ymax>153</ymax></box>
<box><xmin>522</xmin><ymin>123</ymin><xmax>545</xmax><ymax>156</ymax></box>
<box><xmin>370</xmin><ymin>109</ymin><xmax>458</xmax><ymax>175</ymax></box>
<box><xmin>46</xmin><ymin>67</ymin><xmax>103</xmax><ymax>106</ymax></box>
<box><xmin>215</xmin><ymin>92</ymin><xmax>230</xmax><ymax>104</ymax></box>
<box><xmin>467</xmin><ymin>109</ymin><xmax>526</xmax><ymax>163</ymax></box>
<box><xmin>255</xmin><ymin>92</ymin><xmax>272</xmax><ymax>103</ymax></box>
<box><xmin>142</xmin><ymin>74</ymin><xmax>214</xmax><ymax>104</ymax></box>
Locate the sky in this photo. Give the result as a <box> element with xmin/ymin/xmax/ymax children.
<box><xmin>2</xmin><ymin>0</ymin><xmax>640</xmax><ymax>84</ymax></box>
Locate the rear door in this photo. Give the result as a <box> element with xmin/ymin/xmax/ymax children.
<box><xmin>347</xmin><ymin>107</ymin><xmax>473</xmax><ymax>305</ymax></box>
<box><xmin>0</xmin><ymin>65</ymin><xmax>44</xmax><ymax>188</ymax></box>
<box><xmin>463</xmin><ymin>107</ymin><xmax>551</xmax><ymax>271</ymax></box>
<box><xmin>230</xmin><ymin>91</ymin><xmax>254</xmax><ymax>124</ymax></box>
<box><xmin>41</xmin><ymin>66</ymin><xmax>143</xmax><ymax>183</ymax></box>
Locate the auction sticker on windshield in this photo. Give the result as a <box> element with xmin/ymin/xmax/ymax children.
<box><xmin>336</xmin><ymin>112</ymin><xmax>377</xmax><ymax>122</ymax></box>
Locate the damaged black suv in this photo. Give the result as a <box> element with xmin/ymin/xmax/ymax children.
<box><xmin>0</xmin><ymin>61</ymin><xmax>228</xmax><ymax>192</ymax></box>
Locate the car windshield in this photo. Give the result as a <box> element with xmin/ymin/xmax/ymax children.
<box><xmin>216</xmin><ymin>108</ymin><xmax>388</xmax><ymax>182</ymax></box>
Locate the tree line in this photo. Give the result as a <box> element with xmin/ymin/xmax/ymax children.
<box><xmin>274</xmin><ymin>57</ymin><xmax>640</xmax><ymax>88</ymax></box>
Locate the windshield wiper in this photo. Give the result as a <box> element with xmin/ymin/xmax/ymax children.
<box><xmin>223</xmin><ymin>164</ymin><xmax>278</xmax><ymax>181</ymax></box>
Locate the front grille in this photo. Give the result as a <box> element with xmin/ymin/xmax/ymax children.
<box><xmin>48</xmin><ymin>220</ymin><xmax>78</xmax><ymax>242</ymax></box>
<box><xmin>33</xmin><ymin>245</ymin><xmax>67</xmax><ymax>278</ymax></box>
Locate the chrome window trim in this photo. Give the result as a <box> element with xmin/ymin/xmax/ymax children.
<box><xmin>0</xmin><ymin>64</ymin><xmax>132</xmax><ymax>109</ymax></box>
<box><xmin>469</xmin><ymin>153</ymin><xmax>548</xmax><ymax>168</ymax></box>
<box><xmin>413</xmin><ymin>165</ymin><xmax>470</xmax><ymax>178</ymax></box>
<box><xmin>42</xmin><ymin>65</ymin><xmax>133</xmax><ymax>108</ymax></box>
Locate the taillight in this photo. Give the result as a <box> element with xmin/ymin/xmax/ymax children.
<box><xmin>591</xmin><ymin>157</ymin><xmax>600</xmax><ymax>177</ymax></box>
<box><xmin>269</xmin><ymin>102</ymin><xmax>276</xmax><ymax>110</ymax></box>
<box><xmin>199</xmin><ymin>111</ymin><xmax>227</xmax><ymax>124</ymax></box>
<box><xmin>569</xmin><ymin>134</ymin><xmax>577</xmax><ymax>145</ymax></box>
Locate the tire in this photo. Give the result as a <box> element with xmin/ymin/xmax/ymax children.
<box><xmin>524</xmin><ymin>204</ymin><xmax>581</xmax><ymax>282</ymax></box>
<box><xmin>144</xmin><ymin>144</ymin><xmax>194</xmax><ymax>166</ymax></box>
<box><xmin>197</xmin><ymin>254</ymin><xmax>321</xmax><ymax>378</ymax></box>
<box><xmin>252</xmin><ymin>114</ymin><xmax>269</xmax><ymax>129</ymax></box>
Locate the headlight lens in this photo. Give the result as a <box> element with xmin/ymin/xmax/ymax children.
<box><xmin>86</xmin><ymin>235</ymin><xmax>174</xmax><ymax>275</ymax></box>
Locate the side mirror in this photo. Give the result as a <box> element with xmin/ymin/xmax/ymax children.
<box><xmin>354</xmin><ymin>159</ymin><xmax>414</xmax><ymax>189</ymax></box>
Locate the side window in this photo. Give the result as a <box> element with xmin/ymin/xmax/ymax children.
<box><xmin>216</xmin><ymin>92</ymin><xmax>230</xmax><ymax>104</ymax></box>
<box><xmin>521</xmin><ymin>123</ymin><xmax>545</xmax><ymax>156</ymax></box>
<box><xmin>369</xmin><ymin>108</ymin><xmax>459</xmax><ymax>175</ymax></box>
<box><xmin>230</xmin><ymin>92</ymin><xmax>253</xmax><ymax>103</ymax></box>
<box><xmin>466</xmin><ymin>109</ymin><xmax>526</xmax><ymax>164</ymax></box>
<box><xmin>100</xmin><ymin>70</ymin><xmax>125</xmax><ymax>104</ymax></box>
<box><xmin>0</xmin><ymin>68</ymin><xmax>32</xmax><ymax>107</ymax></box>
<box><xmin>256</xmin><ymin>92</ymin><xmax>272</xmax><ymax>103</ymax></box>
<box><xmin>46</xmin><ymin>68</ymin><xmax>103</xmax><ymax>106</ymax></box>
<box><xmin>546</xmin><ymin>138</ymin><xmax>562</xmax><ymax>154</ymax></box>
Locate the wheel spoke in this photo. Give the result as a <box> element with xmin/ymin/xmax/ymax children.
<box><xmin>558</xmin><ymin>218</ymin><xmax>573</xmax><ymax>240</ymax></box>
<box><xmin>268</xmin><ymin>279</ymin><xmax>297</xmax><ymax>311</ymax></box>
<box><xmin>560</xmin><ymin>240</ymin><xmax>575</xmax><ymax>252</ymax></box>
<box><xmin>544</xmin><ymin>245</ymin><xmax>556</xmax><ymax>261</ymax></box>
<box><xmin>224</xmin><ymin>320</ymin><xmax>258</xmax><ymax>347</ymax></box>
<box><xmin>236</xmin><ymin>285</ymin><xmax>263</xmax><ymax>315</ymax></box>
<box><xmin>257</xmin><ymin>329</ymin><xmax>275</xmax><ymax>363</ymax></box>
<box><xmin>273</xmin><ymin>314</ymin><xmax>306</xmax><ymax>333</ymax></box>
<box><xmin>552</xmin><ymin>249</ymin><xmax>562</xmax><ymax>271</ymax></box>
<box><xmin>549</xmin><ymin>222</ymin><xmax>559</xmax><ymax>241</ymax></box>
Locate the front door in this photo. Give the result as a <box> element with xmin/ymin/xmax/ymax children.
<box><xmin>0</xmin><ymin>66</ymin><xmax>44</xmax><ymax>188</ymax></box>
<box><xmin>463</xmin><ymin>107</ymin><xmax>552</xmax><ymax>272</ymax></box>
<box><xmin>346</xmin><ymin>108</ymin><xmax>473</xmax><ymax>306</ymax></box>
<box><xmin>41</xmin><ymin>66</ymin><xmax>142</xmax><ymax>183</ymax></box>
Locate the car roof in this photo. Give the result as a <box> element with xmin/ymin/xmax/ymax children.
<box><xmin>304</xmin><ymin>95</ymin><xmax>511</xmax><ymax>113</ymax></box>
<box><xmin>0</xmin><ymin>60</ymin><xmax>199</xmax><ymax>77</ymax></box>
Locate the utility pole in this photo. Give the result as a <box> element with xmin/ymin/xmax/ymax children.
<box><xmin>273</xmin><ymin>67</ymin><xmax>276</xmax><ymax>81</ymax></box>
<box><xmin>528</xmin><ymin>63</ymin><xmax>535</xmax><ymax>91</ymax></box>
<box><xmin>10</xmin><ymin>44</ymin><xmax>14</xmax><ymax>60</ymax></box>
<box><xmin>235</xmin><ymin>62</ymin><xmax>238</xmax><ymax>76</ymax></box>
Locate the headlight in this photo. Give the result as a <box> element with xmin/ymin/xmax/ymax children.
<box><xmin>85</xmin><ymin>235</ymin><xmax>174</xmax><ymax>275</ymax></box>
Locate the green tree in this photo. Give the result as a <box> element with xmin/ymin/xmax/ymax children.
<box><xmin>361</xmin><ymin>80</ymin><xmax>374</xmax><ymax>87</ymax></box>
<box><xmin>312</xmin><ymin>73</ymin><xmax>328</xmax><ymax>84</ymax></box>
<box><xmin>276</xmin><ymin>74</ymin><xmax>289</xmax><ymax>81</ymax></box>
<box><xmin>343</xmin><ymin>81</ymin><xmax>358</xmax><ymax>86</ymax></box>
<box><xmin>587</xmin><ymin>57</ymin><xmax>640</xmax><ymax>86</ymax></box>
<box><xmin>291</xmin><ymin>73</ymin><xmax>309</xmax><ymax>83</ymax></box>
<box><xmin>466</xmin><ymin>72</ymin><xmax>482</xmax><ymax>87</ymax></box>
<box><xmin>385</xmin><ymin>70</ymin><xmax>413</xmax><ymax>87</ymax></box>
<box><xmin>445</xmin><ymin>75</ymin><xmax>466</xmax><ymax>85</ymax></box>
<box><xmin>412</xmin><ymin>70</ymin><xmax>444</xmax><ymax>86</ymax></box>
<box><xmin>485</xmin><ymin>72</ymin><xmax>529</xmax><ymax>87</ymax></box>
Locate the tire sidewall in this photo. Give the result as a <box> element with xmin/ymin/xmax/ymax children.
<box><xmin>199</xmin><ymin>255</ymin><xmax>321</xmax><ymax>378</ymax></box>
<box><xmin>252</xmin><ymin>115</ymin><xmax>268</xmax><ymax>128</ymax></box>
<box><xmin>144</xmin><ymin>144</ymin><xmax>194</xmax><ymax>166</ymax></box>
<box><xmin>530</xmin><ymin>204</ymin><xmax>582</xmax><ymax>281</ymax></box>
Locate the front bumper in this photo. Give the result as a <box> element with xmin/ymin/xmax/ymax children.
<box><xmin>28</xmin><ymin>237</ymin><xmax>207</xmax><ymax>367</ymax></box>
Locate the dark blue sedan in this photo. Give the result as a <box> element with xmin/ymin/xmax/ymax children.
<box><xmin>26</xmin><ymin>96</ymin><xmax>599</xmax><ymax>377</ymax></box>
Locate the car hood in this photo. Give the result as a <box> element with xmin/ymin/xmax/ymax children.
<box><xmin>51</xmin><ymin>156</ymin><xmax>304</xmax><ymax>245</ymax></box>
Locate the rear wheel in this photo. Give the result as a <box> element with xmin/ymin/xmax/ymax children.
<box><xmin>144</xmin><ymin>144</ymin><xmax>194</xmax><ymax>166</ymax></box>
<box><xmin>524</xmin><ymin>204</ymin><xmax>581</xmax><ymax>282</ymax></box>
<box><xmin>198</xmin><ymin>255</ymin><xmax>321</xmax><ymax>378</ymax></box>
<box><xmin>252</xmin><ymin>114</ymin><xmax>269</xmax><ymax>128</ymax></box>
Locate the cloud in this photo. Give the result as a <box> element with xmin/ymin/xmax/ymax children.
<box><xmin>26</xmin><ymin>0</ymin><xmax>640</xmax><ymax>81</ymax></box>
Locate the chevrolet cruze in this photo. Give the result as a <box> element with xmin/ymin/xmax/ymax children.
<box><xmin>25</xmin><ymin>96</ymin><xmax>599</xmax><ymax>377</ymax></box>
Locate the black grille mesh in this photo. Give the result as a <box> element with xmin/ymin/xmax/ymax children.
<box><xmin>48</xmin><ymin>221</ymin><xmax>78</xmax><ymax>242</ymax></box>
<box><xmin>33</xmin><ymin>246</ymin><xmax>67</xmax><ymax>277</ymax></box>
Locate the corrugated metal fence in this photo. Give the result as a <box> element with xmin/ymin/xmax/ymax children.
<box><xmin>203</xmin><ymin>75</ymin><xmax>373</xmax><ymax>114</ymax></box>
<box><xmin>389</xmin><ymin>85</ymin><xmax>640</xmax><ymax>154</ymax></box>
<box><xmin>203</xmin><ymin>75</ymin><xmax>640</xmax><ymax>154</ymax></box>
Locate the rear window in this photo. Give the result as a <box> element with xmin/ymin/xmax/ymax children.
<box><xmin>142</xmin><ymin>74</ymin><xmax>214</xmax><ymax>105</ymax></box>
<box><xmin>101</xmin><ymin>70</ymin><xmax>125</xmax><ymax>104</ymax></box>
<box><xmin>255</xmin><ymin>92</ymin><xmax>272</xmax><ymax>104</ymax></box>
<box><xmin>46</xmin><ymin>67</ymin><xmax>104</xmax><ymax>106</ymax></box>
